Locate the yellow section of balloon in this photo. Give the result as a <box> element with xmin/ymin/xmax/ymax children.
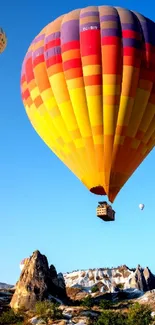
<box><xmin>21</xmin><ymin>6</ymin><xmax>155</xmax><ymax>202</ymax></box>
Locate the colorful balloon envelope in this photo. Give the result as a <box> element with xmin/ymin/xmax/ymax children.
<box><xmin>21</xmin><ymin>6</ymin><xmax>155</xmax><ymax>203</ymax></box>
<box><xmin>0</xmin><ymin>28</ymin><xmax>7</xmax><ymax>53</ymax></box>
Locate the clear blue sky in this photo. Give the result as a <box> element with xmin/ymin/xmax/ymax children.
<box><xmin>0</xmin><ymin>0</ymin><xmax>155</xmax><ymax>285</ymax></box>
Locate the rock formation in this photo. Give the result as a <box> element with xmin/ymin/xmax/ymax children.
<box><xmin>7</xmin><ymin>251</ymin><xmax>155</xmax><ymax>310</ymax></box>
<box><xmin>64</xmin><ymin>264</ymin><xmax>155</xmax><ymax>295</ymax></box>
<box><xmin>10</xmin><ymin>250</ymin><xmax>66</xmax><ymax>310</ymax></box>
<box><xmin>129</xmin><ymin>265</ymin><xmax>155</xmax><ymax>291</ymax></box>
<box><xmin>143</xmin><ymin>267</ymin><xmax>155</xmax><ymax>290</ymax></box>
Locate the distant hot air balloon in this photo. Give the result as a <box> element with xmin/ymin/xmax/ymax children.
<box><xmin>139</xmin><ymin>203</ymin><xmax>145</xmax><ymax>210</ymax></box>
<box><xmin>21</xmin><ymin>5</ymin><xmax>155</xmax><ymax>220</ymax></box>
<box><xmin>0</xmin><ymin>28</ymin><xmax>7</xmax><ymax>53</ymax></box>
<box><xmin>19</xmin><ymin>258</ymin><xmax>29</xmax><ymax>271</ymax></box>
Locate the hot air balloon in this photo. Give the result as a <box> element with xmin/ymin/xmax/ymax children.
<box><xmin>19</xmin><ymin>258</ymin><xmax>29</xmax><ymax>271</ymax></box>
<box><xmin>21</xmin><ymin>6</ymin><xmax>155</xmax><ymax>222</ymax></box>
<box><xmin>0</xmin><ymin>28</ymin><xmax>7</xmax><ymax>53</ymax></box>
<box><xmin>139</xmin><ymin>203</ymin><xmax>145</xmax><ymax>210</ymax></box>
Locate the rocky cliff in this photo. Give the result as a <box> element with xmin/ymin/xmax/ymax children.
<box><xmin>9</xmin><ymin>251</ymin><xmax>155</xmax><ymax>311</ymax></box>
<box><xmin>0</xmin><ymin>283</ymin><xmax>13</xmax><ymax>289</ymax></box>
<box><xmin>64</xmin><ymin>264</ymin><xmax>155</xmax><ymax>296</ymax></box>
<box><xmin>10</xmin><ymin>250</ymin><xmax>67</xmax><ymax>310</ymax></box>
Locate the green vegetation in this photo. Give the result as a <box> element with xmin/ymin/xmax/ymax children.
<box><xmin>95</xmin><ymin>302</ymin><xmax>153</xmax><ymax>325</ymax></box>
<box><xmin>0</xmin><ymin>299</ymin><xmax>153</xmax><ymax>325</ymax></box>
<box><xmin>99</xmin><ymin>299</ymin><xmax>113</xmax><ymax>310</ymax></box>
<box><xmin>96</xmin><ymin>310</ymin><xmax>126</xmax><ymax>325</ymax></box>
<box><xmin>127</xmin><ymin>302</ymin><xmax>153</xmax><ymax>325</ymax></box>
<box><xmin>91</xmin><ymin>285</ymin><xmax>99</xmax><ymax>293</ymax></box>
<box><xmin>0</xmin><ymin>309</ymin><xmax>24</xmax><ymax>324</ymax></box>
<box><xmin>81</xmin><ymin>295</ymin><xmax>94</xmax><ymax>308</ymax></box>
<box><xmin>35</xmin><ymin>300</ymin><xmax>62</xmax><ymax>321</ymax></box>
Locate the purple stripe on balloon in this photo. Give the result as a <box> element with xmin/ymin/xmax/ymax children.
<box><xmin>121</xmin><ymin>23</ymin><xmax>139</xmax><ymax>31</ymax></box>
<box><xmin>100</xmin><ymin>15</ymin><xmax>119</xmax><ymax>22</ymax></box>
<box><xmin>33</xmin><ymin>34</ymin><xmax>45</xmax><ymax>44</ymax></box>
<box><xmin>141</xmin><ymin>19</ymin><xmax>153</xmax><ymax>28</ymax></box>
<box><xmin>140</xmin><ymin>31</ymin><xmax>149</xmax><ymax>43</ymax></box>
<box><xmin>123</xmin><ymin>38</ymin><xmax>142</xmax><ymax>48</ymax></box>
<box><xmin>45</xmin><ymin>31</ymin><xmax>61</xmax><ymax>43</ymax></box>
<box><xmin>25</xmin><ymin>51</ymin><xmax>33</xmax><ymax>59</ymax></box>
<box><xmin>101</xmin><ymin>28</ymin><xmax>121</xmax><ymax>37</ymax></box>
<box><xmin>142</xmin><ymin>34</ymin><xmax>155</xmax><ymax>45</ymax></box>
<box><xmin>140</xmin><ymin>21</ymin><xmax>151</xmax><ymax>32</ymax></box>
<box><xmin>33</xmin><ymin>46</ymin><xmax>44</xmax><ymax>59</ymax></box>
<box><xmin>80</xmin><ymin>21</ymin><xmax>100</xmax><ymax>32</ymax></box>
<box><xmin>140</xmin><ymin>21</ymin><xmax>155</xmax><ymax>45</ymax></box>
<box><xmin>61</xmin><ymin>20</ymin><xmax>79</xmax><ymax>44</ymax></box>
<box><xmin>45</xmin><ymin>46</ymin><xmax>61</xmax><ymax>59</ymax></box>
<box><xmin>80</xmin><ymin>11</ymin><xmax>99</xmax><ymax>18</ymax></box>
<box><xmin>21</xmin><ymin>63</ymin><xmax>25</xmax><ymax>76</ymax></box>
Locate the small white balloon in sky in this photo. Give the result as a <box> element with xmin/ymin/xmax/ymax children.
<box><xmin>139</xmin><ymin>203</ymin><xmax>145</xmax><ymax>210</ymax></box>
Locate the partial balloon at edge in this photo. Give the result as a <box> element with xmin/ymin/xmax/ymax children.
<box><xmin>19</xmin><ymin>258</ymin><xmax>29</xmax><ymax>271</ymax></box>
<box><xmin>0</xmin><ymin>28</ymin><xmax>7</xmax><ymax>54</ymax></box>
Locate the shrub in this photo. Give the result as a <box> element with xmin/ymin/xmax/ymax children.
<box><xmin>91</xmin><ymin>285</ymin><xmax>99</xmax><ymax>293</ymax></box>
<box><xmin>127</xmin><ymin>302</ymin><xmax>153</xmax><ymax>325</ymax></box>
<box><xmin>116</xmin><ymin>283</ymin><xmax>124</xmax><ymax>290</ymax></box>
<box><xmin>97</xmin><ymin>310</ymin><xmax>127</xmax><ymax>325</ymax></box>
<box><xmin>96</xmin><ymin>302</ymin><xmax>153</xmax><ymax>325</ymax></box>
<box><xmin>99</xmin><ymin>300</ymin><xmax>113</xmax><ymax>310</ymax></box>
<box><xmin>0</xmin><ymin>309</ymin><xmax>24</xmax><ymax>324</ymax></box>
<box><xmin>88</xmin><ymin>314</ymin><xmax>98</xmax><ymax>325</ymax></box>
<box><xmin>81</xmin><ymin>295</ymin><xmax>93</xmax><ymax>308</ymax></box>
<box><xmin>35</xmin><ymin>300</ymin><xmax>62</xmax><ymax>321</ymax></box>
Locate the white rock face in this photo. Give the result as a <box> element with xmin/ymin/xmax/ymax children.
<box><xmin>30</xmin><ymin>317</ymin><xmax>46</xmax><ymax>324</ymax></box>
<box><xmin>151</xmin><ymin>311</ymin><xmax>155</xmax><ymax>318</ymax></box>
<box><xmin>63</xmin><ymin>266</ymin><xmax>136</xmax><ymax>293</ymax></box>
